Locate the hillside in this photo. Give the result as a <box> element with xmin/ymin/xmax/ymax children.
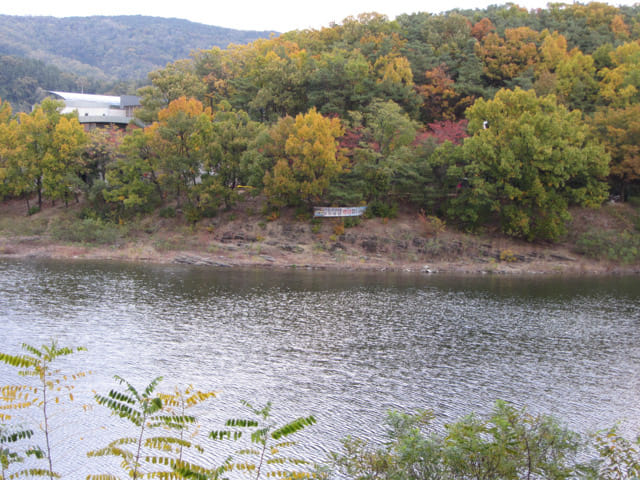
<box><xmin>0</xmin><ymin>15</ymin><xmax>275</xmax><ymax>81</ymax></box>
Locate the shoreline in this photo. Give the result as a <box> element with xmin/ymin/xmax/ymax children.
<box><xmin>1</xmin><ymin>199</ymin><xmax>638</xmax><ymax>277</ymax></box>
<box><xmin>1</xmin><ymin>236</ymin><xmax>637</xmax><ymax>276</ymax></box>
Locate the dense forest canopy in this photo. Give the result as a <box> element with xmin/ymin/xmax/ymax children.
<box><xmin>2</xmin><ymin>2</ymin><xmax>640</xmax><ymax>241</ymax></box>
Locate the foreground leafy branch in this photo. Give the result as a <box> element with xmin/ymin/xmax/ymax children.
<box><xmin>3</xmin><ymin>340</ymin><xmax>640</xmax><ymax>480</ymax></box>
<box><xmin>88</xmin><ymin>376</ymin><xmax>216</xmax><ymax>480</ymax></box>
<box><xmin>178</xmin><ymin>400</ymin><xmax>318</xmax><ymax>480</ymax></box>
<box><xmin>0</xmin><ymin>341</ymin><xmax>88</xmax><ymax>479</ymax></box>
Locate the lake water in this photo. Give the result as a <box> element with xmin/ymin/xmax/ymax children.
<box><xmin>1</xmin><ymin>258</ymin><xmax>639</xmax><ymax>477</ymax></box>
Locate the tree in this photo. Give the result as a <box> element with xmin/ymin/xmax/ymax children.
<box><xmin>205</xmin><ymin>401</ymin><xmax>317</xmax><ymax>480</ymax></box>
<box><xmin>12</xmin><ymin>103</ymin><xmax>53</xmax><ymax>210</ymax></box>
<box><xmin>365</xmin><ymin>100</ymin><xmax>419</xmax><ymax>158</ymax></box>
<box><xmin>591</xmin><ymin>104</ymin><xmax>640</xmax><ymax>199</ymax></box>
<box><xmin>471</xmin><ymin>18</ymin><xmax>496</xmax><ymax>41</ymax></box>
<box><xmin>197</xmin><ymin>104</ymin><xmax>265</xmax><ymax>210</ymax></box>
<box><xmin>263</xmin><ymin>108</ymin><xmax>346</xmax><ymax>207</ymax></box>
<box><xmin>331</xmin><ymin>402</ymin><xmax>583</xmax><ymax>480</ymax></box>
<box><xmin>12</xmin><ymin>98</ymin><xmax>87</xmax><ymax>212</ymax></box>
<box><xmin>136</xmin><ymin>59</ymin><xmax>207</xmax><ymax>123</ymax></box>
<box><xmin>45</xmin><ymin>116</ymin><xmax>88</xmax><ymax>206</ymax></box>
<box><xmin>150</xmin><ymin>96</ymin><xmax>214</xmax><ymax>208</ymax></box>
<box><xmin>553</xmin><ymin>49</ymin><xmax>599</xmax><ymax>113</ymax></box>
<box><xmin>476</xmin><ymin>27</ymin><xmax>542</xmax><ymax>86</ymax></box>
<box><xmin>221</xmin><ymin>38</ymin><xmax>310</xmax><ymax>122</ymax></box>
<box><xmin>397</xmin><ymin>11</ymin><xmax>482</xmax><ymax>101</ymax></box>
<box><xmin>0</xmin><ymin>99</ymin><xmax>18</xmax><ymax>201</ymax></box>
<box><xmin>417</xmin><ymin>66</ymin><xmax>473</xmax><ymax>122</ymax></box>
<box><xmin>193</xmin><ymin>47</ymin><xmax>234</xmax><ymax>110</ymax></box>
<box><xmin>327</xmin><ymin>103</ymin><xmax>420</xmax><ymax>208</ymax></box>
<box><xmin>88</xmin><ymin>376</ymin><xmax>213</xmax><ymax>480</ymax></box>
<box><xmin>307</xmin><ymin>48</ymin><xmax>374</xmax><ymax>117</ymax></box>
<box><xmin>104</xmin><ymin>128</ymin><xmax>163</xmax><ymax>216</ymax></box>
<box><xmin>598</xmin><ymin>41</ymin><xmax>640</xmax><ymax>108</ymax></box>
<box><xmin>443</xmin><ymin>400</ymin><xmax>581</xmax><ymax>479</ymax></box>
<box><xmin>0</xmin><ymin>341</ymin><xmax>88</xmax><ymax>480</ymax></box>
<box><xmin>448</xmin><ymin>88</ymin><xmax>609</xmax><ymax>241</ymax></box>
<box><xmin>83</xmin><ymin>126</ymin><xmax>124</xmax><ymax>185</ymax></box>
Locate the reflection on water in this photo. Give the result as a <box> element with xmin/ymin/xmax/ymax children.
<box><xmin>1</xmin><ymin>259</ymin><xmax>639</xmax><ymax>476</ymax></box>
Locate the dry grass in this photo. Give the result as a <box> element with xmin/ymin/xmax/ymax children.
<box><xmin>1</xmin><ymin>196</ymin><xmax>639</xmax><ymax>273</ymax></box>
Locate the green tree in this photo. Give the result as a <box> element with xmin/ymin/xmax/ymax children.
<box><xmin>554</xmin><ymin>50</ymin><xmax>599</xmax><ymax>113</ymax></box>
<box><xmin>331</xmin><ymin>409</ymin><xmax>442</xmax><ymax>480</ymax></box>
<box><xmin>448</xmin><ymin>88</ymin><xmax>609</xmax><ymax>241</ymax></box>
<box><xmin>104</xmin><ymin>128</ymin><xmax>162</xmax><ymax>216</ymax></box>
<box><xmin>331</xmin><ymin>401</ymin><xmax>583</xmax><ymax>480</ymax></box>
<box><xmin>365</xmin><ymin>99</ymin><xmax>419</xmax><ymax>157</ymax></box>
<box><xmin>307</xmin><ymin>48</ymin><xmax>374</xmax><ymax>117</ymax></box>
<box><xmin>196</xmin><ymin>104</ymin><xmax>266</xmax><ymax>210</ymax></box>
<box><xmin>443</xmin><ymin>400</ymin><xmax>581</xmax><ymax>479</ymax></box>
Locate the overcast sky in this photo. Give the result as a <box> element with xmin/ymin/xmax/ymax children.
<box><xmin>1</xmin><ymin>0</ymin><xmax>638</xmax><ymax>32</ymax></box>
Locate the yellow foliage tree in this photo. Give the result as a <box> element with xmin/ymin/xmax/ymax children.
<box><xmin>264</xmin><ymin>108</ymin><xmax>346</xmax><ymax>207</ymax></box>
<box><xmin>599</xmin><ymin>42</ymin><xmax>640</xmax><ymax>107</ymax></box>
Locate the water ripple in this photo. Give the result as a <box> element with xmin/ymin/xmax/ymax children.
<box><xmin>1</xmin><ymin>259</ymin><xmax>639</xmax><ymax>477</ymax></box>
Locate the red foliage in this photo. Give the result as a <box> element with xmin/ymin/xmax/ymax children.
<box><xmin>339</xmin><ymin>127</ymin><xmax>364</xmax><ymax>151</ymax></box>
<box><xmin>415</xmin><ymin>119</ymin><xmax>469</xmax><ymax>146</ymax></box>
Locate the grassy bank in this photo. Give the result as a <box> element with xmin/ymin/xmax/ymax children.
<box><xmin>1</xmin><ymin>196</ymin><xmax>639</xmax><ymax>274</ymax></box>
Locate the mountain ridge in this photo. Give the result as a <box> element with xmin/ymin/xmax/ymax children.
<box><xmin>0</xmin><ymin>14</ymin><xmax>276</xmax><ymax>110</ymax></box>
<box><xmin>0</xmin><ymin>14</ymin><xmax>276</xmax><ymax>80</ymax></box>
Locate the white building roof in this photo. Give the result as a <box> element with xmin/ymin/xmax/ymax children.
<box><xmin>50</xmin><ymin>91</ymin><xmax>122</xmax><ymax>108</ymax></box>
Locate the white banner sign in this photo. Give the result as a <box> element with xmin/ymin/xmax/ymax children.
<box><xmin>314</xmin><ymin>206</ymin><xmax>367</xmax><ymax>217</ymax></box>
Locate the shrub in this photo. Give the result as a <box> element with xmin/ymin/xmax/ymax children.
<box><xmin>575</xmin><ymin>230</ymin><xmax>640</xmax><ymax>263</ymax></box>
<box><xmin>343</xmin><ymin>216</ymin><xmax>362</xmax><ymax>228</ymax></box>
<box><xmin>295</xmin><ymin>206</ymin><xmax>312</xmax><ymax>221</ymax></box>
<box><xmin>499</xmin><ymin>249</ymin><xmax>517</xmax><ymax>262</ymax></box>
<box><xmin>158</xmin><ymin>206</ymin><xmax>176</xmax><ymax>218</ymax></box>
<box><xmin>366</xmin><ymin>200</ymin><xmax>398</xmax><ymax>219</ymax></box>
<box><xmin>331</xmin><ymin>400</ymin><xmax>583</xmax><ymax>480</ymax></box>
<box><xmin>184</xmin><ymin>205</ymin><xmax>204</xmax><ymax>225</ymax></box>
<box><xmin>266</xmin><ymin>209</ymin><xmax>280</xmax><ymax>222</ymax></box>
<box><xmin>50</xmin><ymin>217</ymin><xmax>124</xmax><ymax>245</ymax></box>
<box><xmin>627</xmin><ymin>196</ymin><xmax>640</xmax><ymax>208</ymax></box>
<box><xmin>418</xmin><ymin>210</ymin><xmax>445</xmax><ymax>236</ymax></box>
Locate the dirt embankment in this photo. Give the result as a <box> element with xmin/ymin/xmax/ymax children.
<box><xmin>0</xmin><ymin>197</ymin><xmax>638</xmax><ymax>275</ymax></box>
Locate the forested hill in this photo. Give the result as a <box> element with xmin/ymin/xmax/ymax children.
<box><xmin>0</xmin><ymin>15</ymin><xmax>275</xmax><ymax>111</ymax></box>
<box><xmin>0</xmin><ymin>15</ymin><xmax>275</xmax><ymax>81</ymax></box>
